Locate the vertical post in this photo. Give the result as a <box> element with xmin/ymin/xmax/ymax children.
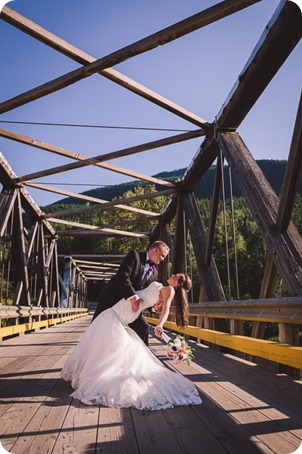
<box><xmin>182</xmin><ymin>192</ymin><xmax>228</xmax><ymax>333</ymax></box>
<box><xmin>172</xmin><ymin>195</ymin><xmax>186</xmax><ymax>274</ymax></box>
<box><xmin>60</xmin><ymin>256</ymin><xmax>71</xmax><ymax>308</ymax></box>
<box><xmin>158</xmin><ymin>222</ymin><xmax>173</xmax><ymax>283</ymax></box>
<box><xmin>36</xmin><ymin>223</ymin><xmax>49</xmax><ymax>307</ymax></box>
<box><xmin>11</xmin><ymin>191</ymin><xmax>31</xmax><ymax>306</ymax></box>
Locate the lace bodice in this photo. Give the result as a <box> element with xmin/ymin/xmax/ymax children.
<box><xmin>112</xmin><ymin>281</ymin><xmax>162</xmax><ymax>325</ymax></box>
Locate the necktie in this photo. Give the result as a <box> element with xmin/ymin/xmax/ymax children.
<box><xmin>140</xmin><ymin>260</ymin><xmax>154</xmax><ymax>286</ymax></box>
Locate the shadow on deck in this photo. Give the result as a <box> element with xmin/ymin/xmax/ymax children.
<box><xmin>0</xmin><ymin>316</ymin><xmax>301</xmax><ymax>454</ymax></box>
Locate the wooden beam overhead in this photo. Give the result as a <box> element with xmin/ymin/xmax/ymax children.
<box><xmin>0</xmin><ymin>12</ymin><xmax>206</xmax><ymax>127</ymax></box>
<box><xmin>47</xmin><ymin>217</ymin><xmax>149</xmax><ymax>238</ymax></box>
<box><xmin>57</xmin><ymin>230</ymin><xmax>123</xmax><ymax>237</ymax></box>
<box><xmin>0</xmin><ymin>128</ymin><xmax>175</xmax><ymax>189</ymax></box>
<box><xmin>58</xmin><ymin>254</ymin><xmax>126</xmax><ymax>262</ymax></box>
<box><xmin>178</xmin><ymin>2</ymin><xmax>302</xmax><ymax>195</ymax></box>
<box><xmin>216</xmin><ymin>0</ymin><xmax>302</xmax><ymax>129</ymax></box>
<box><xmin>0</xmin><ymin>127</ymin><xmax>203</xmax><ymax>182</ymax></box>
<box><xmin>24</xmin><ymin>182</ymin><xmax>173</xmax><ymax>217</ymax></box>
<box><xmin>42</xmin><ymin>190</ymin><xmax>170</xmax><ymax>219</ymax></box>
<box><xmin>0</xmin><ymin>0</ymin><xmax>260</xmax><ymax>120</ymax></box>
<box><xmin>72</xmin><ymin>259</ymin><xmax>119</xmax><ymax>267</ymax></box>
<box><xmin>75</xmin><ymin>265</ymin><xmax>117</xmax><ymax>271</ymax></box>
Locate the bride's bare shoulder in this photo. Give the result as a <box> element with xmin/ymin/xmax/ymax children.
<box><xmin>160</xmin><ymin>285</ymin><xmax>175</xmax><ymax>298</ymax></box>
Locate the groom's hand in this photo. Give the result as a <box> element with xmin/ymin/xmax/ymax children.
<box><xmin>130</xmin><ymin>295</ymin><xmax>143</xmax><ymax>312</ymax></box>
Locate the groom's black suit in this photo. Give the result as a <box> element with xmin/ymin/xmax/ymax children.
<box><xmin>92</xmin><ymin>250</ymin><xmax>158</xmax><ymax>345</ymax></box>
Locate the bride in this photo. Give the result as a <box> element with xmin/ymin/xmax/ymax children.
<box><xmin>61</xmin><ymin>273</ymin><xmax>202</xmax><ymax>411</ymax></box>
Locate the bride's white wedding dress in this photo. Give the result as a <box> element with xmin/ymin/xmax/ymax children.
<box><xmin>61</xmin><ymin>281</ymin><xmax>202</xmax><ymax>410</ymax></box>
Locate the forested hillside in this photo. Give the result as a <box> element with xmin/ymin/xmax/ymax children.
<box><xmin>46</xmin><ymin>160</ymin><xmax>301</xmax><ymax>207</ymax></box>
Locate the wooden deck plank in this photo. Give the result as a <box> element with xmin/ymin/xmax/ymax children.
<box><xmin>52</xmin><ymin>398</ymin><xmax>100</xmax><ymax>454</ymax></box>
<box><xmin>194</xmin><ymin>344</ymin><xmax>302</xmax><ymax>409</ymax></box>
<box><xmin>0</xmin><ymin>355</ymin><xmax>70</xmax><ymax>452</ymax></box>
<box><xmin>163</xmin><ymin>406</ymin><xmax>227</xmax><ymax>453</ymax></box>
<box><xmin>9</xmin><ymin>356</ymin><xmax>73</xmax><ymax>454</ymax></box>
<box><xmin>183</xmin><ymin>355</ymin><xmax>301</xmax><ymax>453</ymax></box>
<box><xmin>130</xmin><ymin>408</ymin><xmax>183</xmax><ymax>453</ymax></box>
<box><xmin>96</xmin><ymin>407</ymin><xmax>139</xmax><ymax>453</ymax></box>
<box><xmin>0</xmin><ymin>317</ymin><xmax>301</xmax><ymax>454</ymax></box>
<box><xmin>149</xmin><ymin>335</ymin><xmax>302</xmax><ymax>454</ymax></box>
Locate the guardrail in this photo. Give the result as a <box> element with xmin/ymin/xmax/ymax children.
<box><xmin>146</xmin><ymin>317</ymin><xmax>302</xmax><ymax>370</ymax></box>
<box><xmin>0</xmin><ymin>305</ymin><xmax>89</xmax><ymax>340</ymax></box>
<box><xmin>145</xmin><ymin>295</ymin><xmax>302</xmax><ymax>372</ymax></box>
<box><xmin>186</xmin><ymin>297</ymin><xmax>302</xmax><ymax>324</ymax></box>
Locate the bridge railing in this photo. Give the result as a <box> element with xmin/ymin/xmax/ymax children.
<box><xmin>1</xmin><ymin>294</ymin><xmax>301</xmax><ymax>373</ymax></box>
<box><xmin>145</xmin><ymin>296</ymin><xmax>302</xmax><ymax>372</ymax></box>
<box><xmin>0</xmin><ymin>305</ymin><xmax>88</xmax><ymax>340</ymax></box>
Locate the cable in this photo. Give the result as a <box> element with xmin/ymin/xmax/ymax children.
<box><xmin>0</xmin><ymin>120</ymin><xmax>191</xmax><ymax>133</ymax></box>
<box><xmin>35</xmin><ymin>182</ymin><xmax>111</xmax><ymax>186</ymax></box>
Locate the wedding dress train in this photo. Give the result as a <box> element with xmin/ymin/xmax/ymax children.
<box><xmin>61</xmin><ymin>281</ymin><xmax>202</xmax><ymax>411</ymax></box>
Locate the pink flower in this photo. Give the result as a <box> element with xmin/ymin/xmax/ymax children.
<box><xmin>165</xmin><ymin>335</ymin><xmax>194</xmax><ymax>365</ymax></box>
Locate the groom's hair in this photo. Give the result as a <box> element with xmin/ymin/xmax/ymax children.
<box><xmin>149</xmin><ymin>240</ymin><xmax>169</xmax><ymax>253</ymax></box>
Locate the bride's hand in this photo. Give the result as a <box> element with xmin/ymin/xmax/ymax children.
<box><xmin>154</xmin><ymin>326</ymin><xmax>163</xmax><ymax>338</ymax></box>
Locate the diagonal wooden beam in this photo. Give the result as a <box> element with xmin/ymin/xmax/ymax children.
<box><xmin>182</xmin><ymin>137</ymin><xmax>219</xmax><ymax>191</ymax></box>
<box><xmin>253</xmin><ymin>92</ymin><xmax>302</xmax><ymax>343</ymax></box>
<box><xmin>57</xmin><ymin>230</ymin><xmax>124</xmax><ymax>237</ymax></box>
<box><xmin>0</xmin><ymin>152</ymin><xmax>56</xmax><ymax>236</ymax></box>
<box><xmin>216</xmin><ymin>0</ymin><xmax>302</xmax><ymax>129</ymax></box>
<box><xmin>205</xmin><ymin>150</ymin><xmax>223</xmax><ymax>266</ymax></box>
<box><xmin>0</xmin><ymin>128</ymin><xmax>175</xmax><ymax>188</ymax></box>
<box><xmin>47</xmin><ymin>217</ymin><xmax>148</xmax><ymax>238</ymax></box>
<box><xmin>167</xmin><ymin>2</ymin><xmax>302</xmax><ymax>195</ymax></box>
<box><xmin>172</xmin><ymin>194</ymin><xmax>186</xmax><ymax>275</ymax></box>
<box><xmin>0</xmin><ymin>188</ymin><xmax>17</xmax><ymax>237</ymax></box>
<box><xmin>24</xmin><ymin>182</ymin><xmax>173</xmax><ymax>217</ymax></box>
<box><xmin>0</xmin><ymin>6</ymin><xmax>207</xmax><ymax>126</ymax></box>
<box><xmin>257</xmin><ymin>91</ymin><xmax>302</xmax><ymax>300</ymax></box>
<box><xmin>0</xmin><ymin>0</ymin><xmax>261</xmax><ymax>119</ymax></box>
<box><xmin>0</xmin><ymin>127</ymin><xmax>203</xmax><ymax>182</ymax></box>
<box><xmin>41</xmin><ymin>187</ymin><xmax>174</xmax><ymax>218</ymax></box>
<box><xmin>182</xmin><ymin>192</ymin><xmax>226</xmax><ymax>303</ymax></box>
<box><xmin>276</xmin><ymin>91</ymin><xmax>302</xmax><ymax>231</ymax></box>
<box><xmin>217</xmin><ymin>131</ymin><xmax>302</xmax><ymax>295</ymax></box>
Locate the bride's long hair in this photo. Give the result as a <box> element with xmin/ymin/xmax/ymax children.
<box><xmin>174</xmin><ymin>274</ymin><xmax>192</xmax><ymax>329</ymax></box>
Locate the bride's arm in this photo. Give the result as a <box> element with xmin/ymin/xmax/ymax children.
<box><xmin>154</xmin><ymin>286</ymin><xmax>175</xmax><ymax>337</ymax></box>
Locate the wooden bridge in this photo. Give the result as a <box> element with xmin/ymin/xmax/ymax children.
<box><xmin>1</xmin><ymin>315</ymin><xmax>301</xmax><ymax>454</ymax></box>
<box><xmin>1</xmin><ymin>1</ymin><xmax>302</xmax><ymax>453</ymax></box>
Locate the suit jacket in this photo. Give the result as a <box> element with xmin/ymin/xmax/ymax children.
<box><xmin>95</xmin><ymin>250</ymin><xmax>158</xmax><ymax>315</ymax></box>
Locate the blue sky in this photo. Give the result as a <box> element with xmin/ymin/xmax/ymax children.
<box><xmin>0</xmin><ymin>0</ymin><xmax>301</xmax><ymax>206</ymax></box>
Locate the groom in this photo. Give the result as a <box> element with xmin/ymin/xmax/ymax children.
<box><xmin>91</xmin><ymin>240</ymin><xmax>170</xmax><ymax>345</ymax></box>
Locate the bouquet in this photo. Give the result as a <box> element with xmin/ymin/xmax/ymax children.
<box><xmin>161</xmin><ymin>332</ymin><xmax>193</xmax><ymax>365</ymax></box>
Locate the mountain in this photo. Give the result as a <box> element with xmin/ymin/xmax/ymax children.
<box><xmin>47</xmin><ymin>160</ymin><xmax>301</xmax><ymax>207</ymax></box>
